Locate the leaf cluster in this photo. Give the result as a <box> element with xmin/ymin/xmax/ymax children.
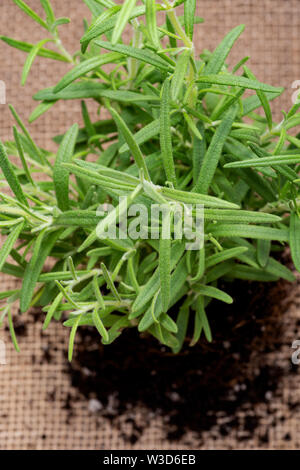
<box><xmin>1</xmin><ymin>0</ymin><xmax>300</xmax><ymax>356</ymax></box>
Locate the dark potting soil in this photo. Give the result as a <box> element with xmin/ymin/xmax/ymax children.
<box><xmin>67</xmin><ymin>277</ymin><xmax>296</xmax><ymax>444</ymax></box>
<box><xmin>5</xmin><ymin>315</ymin><xmax>27</xmax><ymax>337</ymax></box>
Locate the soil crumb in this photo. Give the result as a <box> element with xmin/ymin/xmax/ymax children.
<box><xmin>68</xmin><ymin>279</ymin><xmax>294</xmax><ymax>444</ymax></box>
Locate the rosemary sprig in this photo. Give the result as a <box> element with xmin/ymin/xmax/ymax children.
<box><xmin>0</xmin><ymin>0</ymin><xmax>299</xmax><ymax>356</ymax></box>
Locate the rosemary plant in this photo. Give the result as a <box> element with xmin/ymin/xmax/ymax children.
<box><xmin>1</xmin><ymin>0</ymin><xmax>300</xmax><ymax>358</ymax></box>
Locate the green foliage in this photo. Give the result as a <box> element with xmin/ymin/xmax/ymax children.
<box><xmin>0</xmin><ymin>0</ymin><xmax>299</xmax><ymax>356</ymax></box>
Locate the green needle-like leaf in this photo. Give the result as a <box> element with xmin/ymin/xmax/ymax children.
<box><xmin>13</xmin><ymin>0</ymin><xmax>49</xmax><ymax>30</ymax></box>
<box><xmin>53</xmin><ymin>53</ymin><xmax>122</xmax><ymax>93</ymax></box>
<box><xmin>184</xmin><ymin>0</ymin><xmax>197</xmax><ymax>40</ymax></box>
<box><xmin>68</xmin><ymin>314</ymin><xmax>81</xmax><ymax>362</ymax></box>
<box><xmin>101</xmin><ymin>262</ymin><xmax>121</xmax><ymax>302</ymax></box>
<box><xmin>94</xmin><ymin>40</ymin><xmax>173</xmax><ymax>71</ymax></box>
<box><xmin>43</xmin><ymin>293</ymin><xmax>63</xmax><ymax>330</ymax></box>
<box><xmin>108</xmin><ymin>106</ymin><xmax>150</xmax><ymax>180</ymax></box>
<box><xmin>146</xmin><ymin>0</ymin><xmax>160</xmax><ymax>48</ymax></box>
<box><xmin>8</xmin><ymin>307</ymin><xmax>20</xmax><ymax>353</ymax></box>
<box><xmin>0</xmin><ymin>139</ymin><xmax>28</xmax><ymax>207</ymax></box>
<box><xmin>159</xmin><ymin>237</ymin><xmax>171</xmax><ymax>313</ymax></box>
<box><xmin>29</xmin><ymin>101</ymin><xmax>57</xmax><ymax>123</ymax></box>
<box><xmin>132</xmin><ymin>243</ymin><xmax>185</xmax><ymax>315</ymax></box>
<box><xmin>290</xmin><ymin>211</ymin><xmax>300</xmax><ymax>273</ymax></box>
<box><xmin>0</xmin><ymin>36</ymin><xmax>68</xmax><ymax>62</ymax></box>
<box><xmin>92</xmin><ymin>306</ymin><xmax>109</xmax><ymax>342</ymax></box>
<box><xmin>171</xmin><ymin>49</ymin><xmax>191</xmax><ymax>101</ymax></box>
<box><xmin>194</xmin><ymin>105</ymin><xmax>237</xmax><ymax>194</ymax></box>
<box><xmin>197</xmin><ymin>74</ymin><xmax>283</xmax><ymax>93</ymax></box>
<box><xmin>206</xmin><ymin>246</ymin><xmax>248</xmax><ymax>269</ymax></box>
<box><xmin>204</xmin><ymin>25</ymin><xmax>245</xmax><ymax>75</ymax></box>
<box><xmin>21</xmin><ymin>39</ymin><xmax>53</xmax><ymax>86</ymax></box>
<box><xmin>224</xmin><ymin>155</ymin><xmax>300</xmax><ymax>168</ymax></box>
<box><xmin>257</xmin><ymin>239</ymin><xmax>271</xmax><ymax>268</ymax></box>
<box><xmin>35</xmin><ymin>84</ymin><xmax>159</xmax><ymax>102</ymax></box>
<box><xmin>162</xmin><ymin>186</ymin><xmax>239</xmax><ymax>208</ymax></box>
<box><xmin>195</xmin><ymin>284</ymin><xmax>233</xmax><ymax>304</ymax></box>
<box><xmin>111</xmin><ymin>0</ymin><xmax>137</xmax><ymax>45</ymax></box>
<box><xmin>53</xmin><ymin>123</ymin><xmax>79</xmax><ymax>211</ymax></box>
<box><xmin>160</xmin><ymin>79</ymin><xmax>177</xmax><ymax>185</ymax></box>
<box><xmin>9</xmin><ymin>105</ymin><xmax>49</xmax><ymax>167</ymax></box>
<box><xmin>172</xmin><ymin>300</ymin><xmax>190</xmax><ymax>353</ymax></box>
<box><xmin>20</xmin><ymin>230</ymin><xmax>63</xmax><ymax>313</ymax></box>
<box><xmin>40</xmin><ymin>0</ymin><xmax>56</xmax><ymax>25</ymax></box>
<box><xmin>80</xmin><ymin>5</ymin><xmax>148</xmax><ymax>52</ymax></box>
<box><xmin>0</xmin><ymin>221</ymin><xmax>24</xmax><ymax>271</ymax></box>
<box><xmin>211</xmin><ymin>224</ymin><xmax>289</xmax><ymax>242</ymax></box>
<box><xmin>244</xmin><ymin>65</ymin><xmax>273</xmax><ymax>130</ymax></box>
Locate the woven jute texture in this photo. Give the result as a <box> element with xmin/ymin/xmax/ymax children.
<box><xmin>0</xmin><ymin>0</ymin><xmax>300</xmax><ymax>450</ymax></box>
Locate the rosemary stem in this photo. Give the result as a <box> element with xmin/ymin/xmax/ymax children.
<box><xmin>164</xmin><ymin>3</ymin><xmax>193</xmax><ymax>49</ymax></box>
<box><xmin>53</xmin><ymin>36</ymin><xmax>74</xmax><ymax>63</ymax></box>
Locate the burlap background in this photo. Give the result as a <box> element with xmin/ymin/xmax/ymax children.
<box><xmin>0</xmin><ymin>0</ymin><xmax>300</xmax><ymax>450</ymax></box>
